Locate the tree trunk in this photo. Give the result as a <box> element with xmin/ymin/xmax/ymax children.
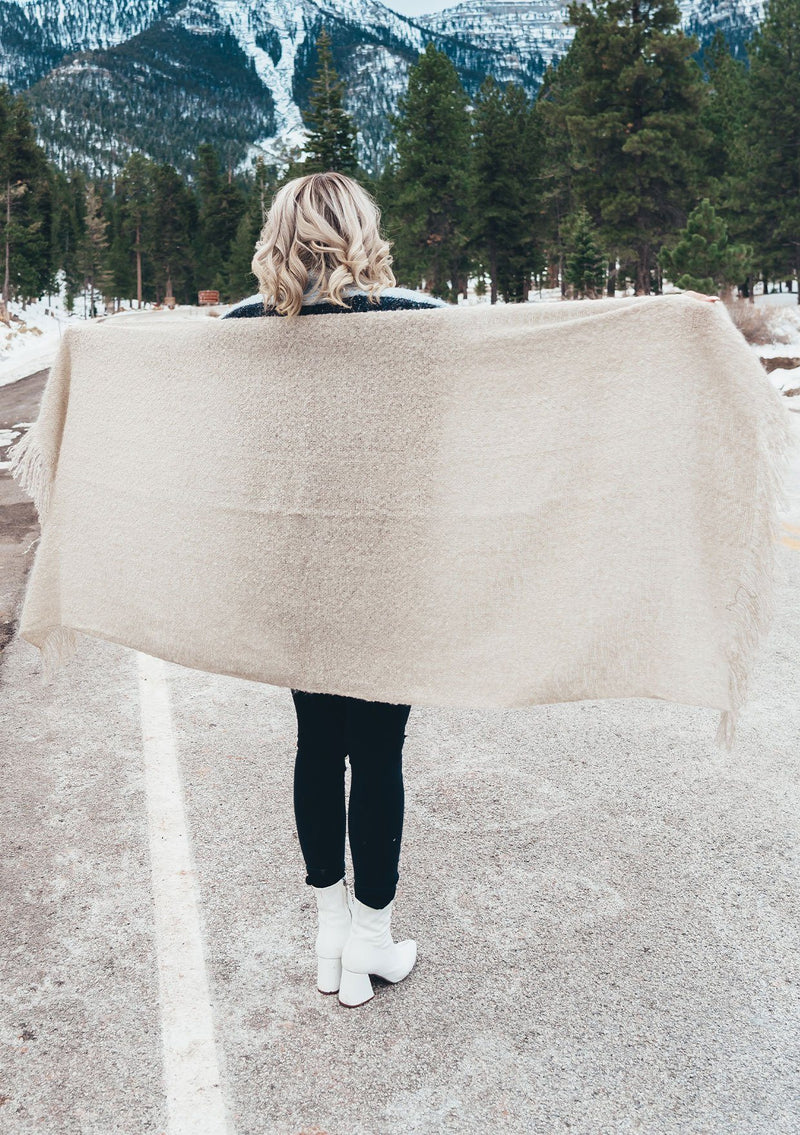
<box><xmin>2</xmin><ymin>182</ymin><xmax>11</xmax><ymax>321</ymax></box>
<box><xmin>606</xmin><ymin>258</ymin><xmax>616</xmax><ymax>297</ymax></box>
<box><xmin>428</xmin><ymin>244</ymin><xmax>441</xmax><ymax>298</ymax></box>
<box><xmin>489</xmin><ymin>241</ymin><xmax>498</xmax><ymax>305</ymax></box>
<box><xmin>635</xmin><ymin>243</ymin><xmax>650</xmax><ymax>295</ymax></box>
<box><xmin>136</xmin><ymin>222</ymin><xmax>143</xmax><ymax>309</ymax></box>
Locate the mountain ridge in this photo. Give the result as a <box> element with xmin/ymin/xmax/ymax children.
<box><xmin>0</xmin><ymin>0</ymin><xmax>764</xmax><ymax>178</ymax></box>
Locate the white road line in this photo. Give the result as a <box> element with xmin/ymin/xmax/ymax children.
<box><xmin>137</xmin><ymin>651</ymin><xmax>233</xmax><ymax>1135</ymax></box>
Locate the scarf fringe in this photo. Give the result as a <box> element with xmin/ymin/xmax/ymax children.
<box><xmin>8</xmin><ymin>426</ymin><xmax>76</xmax><ymax>679</ymax></box>
<box><xmin>7</xmin><ymin>425</ymin><xmax>53</xmax><ymax>526</ymax></box>
<box><xmin>715</xmin><ymin>391</ymin><xmax>796</xmax><ymax>752</ymax></box>
<box><xmin>39</xmin><ymin>625</ymin><xmax>79</xmax><ymax>683</ymax></box>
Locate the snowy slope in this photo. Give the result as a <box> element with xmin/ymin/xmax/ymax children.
<box><xmin>6</xmin><ymin>0</ymin><xmax>175</xmax><ymax>47</ymax></box>
<box><xmin>419</xmin><ymin>0</ymin><xmax>765</xmax><ymax>67</ymax></box>
<box><xmin>419</xmin><ymin>0</ymin><xmax>572</xmax><ymax>71</ymax></box>
<box><xmin>0</xmin><ymin>0</ymin><xmax>179</xmax><ymax>88</ymax></box>
<box><xmin>677</xmin><ymin>0</ymin><xmax>765</xmax><ymax>51</ymax></box>
<box><xmin>8</xmin><ymin>0</ymin><xmax>452</xmax><ymax>176</ymax></box>
<box><xmin>204</xmin><ymin>0</ymin><xmax>425</xmax><ymax>161</ymax></box>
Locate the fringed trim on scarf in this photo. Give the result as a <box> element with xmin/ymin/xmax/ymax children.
<box><xmin>715</xmin><ymin>392</ymin><xmax>796</xmax><ymax>752</ymax></box>
<box><xmin>6</xmin><ymin>425</ymin><xmax>53</xmax><ymax>527</ymax></box>
<box><xmin>8</xmin><ymin>424</ymin><xmax>77</xmax><ymax>681</ymax></box>
<box><xmin>38</xmin><ymin>626</ymin><xmax>79</xmax><ymax>684</ymax></box>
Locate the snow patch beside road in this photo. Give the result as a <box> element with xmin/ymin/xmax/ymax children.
<box><xmin>0</xmin><ymin>299</ymin><xmax>75</xmax><ymax>388</ymax></box>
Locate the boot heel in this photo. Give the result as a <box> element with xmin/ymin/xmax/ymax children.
<box><xmin>317</xmin><ymin>956</ymin><xmax>342</xmax><ymax>994</ymax></box>
<box><xmin>338</xmin><ymin>968</ymin><xmax>374</xmax><ymax>1007</ymax></box>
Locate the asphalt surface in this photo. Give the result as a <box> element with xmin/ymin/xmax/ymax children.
<box><xmin>1</xmin><ymin>370</ymin><xmax>798</xmax><ymax>1135</ymax></box>
<box><xmin>0</xmin><ymin>369</ymin><xmax>47</xmax><ymax>653</ymax></box>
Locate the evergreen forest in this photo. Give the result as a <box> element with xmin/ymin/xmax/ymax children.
<box><xmin>1</xmin><ymin>0</ymin><xmax>799</xmax><ymax>314</ymax></box>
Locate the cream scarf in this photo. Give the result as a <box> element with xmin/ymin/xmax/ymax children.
<box><xmin>9</xmin><ymin>294</ymin><xmax>793</xmax><ymax>749</ymax></box>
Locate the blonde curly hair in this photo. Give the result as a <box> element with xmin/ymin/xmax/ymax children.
<box><xmin>251</xmin><ymin>171</ymin><xmax>396</xmax><ymax>317</ymax></box>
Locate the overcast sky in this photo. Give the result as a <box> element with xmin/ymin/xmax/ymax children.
<box><xmin>384</xmin><ymin>0</ymin><xmax>461</xmax><ymax>16</ymax></box>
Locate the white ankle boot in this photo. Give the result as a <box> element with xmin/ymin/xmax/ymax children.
<box><xmin>312</xmin><ymin>878</ymin><xmax>354</xmax><ymax>994</ymax></box>
<box><xmin>338</xmin><ymin>895</ymin><xmax>417</xmax><ymax>1007</ymax></box>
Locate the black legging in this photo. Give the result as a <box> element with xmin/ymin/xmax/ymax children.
<box><xmin>291</xmin><ymin>689</ymin><xmax>411</xmax><ymax>909</ymax></box>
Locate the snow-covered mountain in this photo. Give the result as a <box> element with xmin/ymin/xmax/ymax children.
<box><xmin>0</xmin><ymin>0</ymin><xmax>178</xmax><ymax>89</ymax></box>
<box><xmin>418</xmin><ymin>0</ymin><xmax>573</xmax><ymax>73</ymax></box>
<box><xmin>417</xmin><ymin>0</ymin><xmax>762</xmax><ymax>58</ymax></box>
<box><xmin>419</xmin><ymin>0</ymin><xmax>765</xmax><ymax>67</ymax></box>
<box><xmin>675</xmin><ymin>0</ymin><xmax>765</xmax><ymax>55</ymax></box>
<box><xmin>0</xmin><ymin>0</ymin><xmax>764</xmax><ymax>178</ymax></box>
<box><xmin>3</xmin><ymin>0</ymin><xmax>477</xmax><ymax>175</ymax></box>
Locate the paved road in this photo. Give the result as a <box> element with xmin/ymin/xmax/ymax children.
<box><xmin>1</xmin><ymin>372</ymin><xmax>798</xmax><ymax>1135</ymax></box>
<box><xmin>0</xmin><ymin>369</ymin><xmax>48</xmax><ymax>654</ymax></box>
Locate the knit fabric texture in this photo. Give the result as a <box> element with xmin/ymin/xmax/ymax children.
<box><xmin>8</xmin><ymin>293</ymin><xmax>794</xmax><ymax>750</ymax></box>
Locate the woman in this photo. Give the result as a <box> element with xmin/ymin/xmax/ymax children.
<box><xmin>223</xmin><ymin>172</ymin><xmax>720</xmax><ymax>1010</ymax></box>
<box><xmin>223</xmin><ymin>170</ymin><xmax>446</xmax><ymax>1008</ymax></box>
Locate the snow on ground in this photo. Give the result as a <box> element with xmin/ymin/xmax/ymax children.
<box><xmin>752</xmin><ymin>293</ymin><xmax>800</xmax><ymax>524</ymax></box>
<box><xmin>749</xmin><ymin>288</ymin><xmax>800</xmax><ymax>348</ymax></box>
<box><xmin>0</xmin><ymin>297</ymin><xmax>78</xmax><ymax>389</ymax></box>
<box><xmin>0</xmin><ymin>294</ymin><xmax>211</xmax><ymax>388</ymax></box>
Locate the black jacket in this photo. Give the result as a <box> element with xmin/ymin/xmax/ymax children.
<box><xmin>222</xmin><ymin>287</ymin><xmax>447</xmax><ymax>319</ymax></box>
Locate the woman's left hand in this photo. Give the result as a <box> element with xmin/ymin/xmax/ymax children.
<box><xmin>682</xmin><ymin>289</ymin><xmax>719</xmax><ymax>302</ymax></box>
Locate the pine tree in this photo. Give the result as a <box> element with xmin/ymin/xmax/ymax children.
<box><xmin>658</xmin><ymin>197</ymin><xmax>753</xmax><ymax>293</ymax></box>
<box><xmin>49</xmin><ymin>168</ymin><xmax>72</xmax><ymax>303</ymax></box>
<box><xmin>564</xmin><ymin>206</ymin><xmax>607</xmax><ymax>296</ymax></box>
<box><xmin>387</xmin><ymin>44</ymin><xmax>471</xmax><ymax>299</ymax></box>
<box><xmin>111</xmin><ymin>152</ymin><xmax>155</xmax><ymax>308</ymax></box>
<box><xmin>697</xmin><ymin>31</ymin><xmax>756</xmax><ymax>296</ymax></box>
<box><xmin>469</xmin><ymin>77</ymin><xmax>541</xmax><ymax>303</ymax></box>
<box><xmin>194</xmin><ymin>143</ymin><xmax>245</xmax><ymax>291</ymax></box>
<box><xmin>150</xmin><ymin>162</ymin><xmax>197</xmax><ymax>304</ymax></box>
<box><xmin>301</xmin><ymin>29</ymin><xmax>360</xmax><ymax>175</ymax></box>
<box><xmin>561</xmin><ymin>0</ymin><xmax>711</xmax><ymax>294</ymax></box>
<box><xmin>76</xmin><ymin>182</ymin><xmax>111</xmax><ymax>317</ymax></box>
<box><xmin>699</xmin><ymin>31</ymin><xmax>750</xmax><ymax>204</ymax></box>
<box><xmin>743</xmin><ymin>0</ymin><xmax>800</xmax><ymax>299</ymax></box>
<box><xmin>0</xmin><ymin>84</ymin><xmax>54</xmax><ymax>316</ymax></box>
<box><xmin>534</xmin><ymin>49</ymin><xmax>587</xmax><ymax>295</ymax></box>
<box><xmin>225</xmin><ymin>158</ymin><xmax>277</xmax><ymax>300</ymax></box>
<box><xmin>52</xmin><ymin>169</ymin><xmax>87</xmax><ymax>312</ymax></box>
